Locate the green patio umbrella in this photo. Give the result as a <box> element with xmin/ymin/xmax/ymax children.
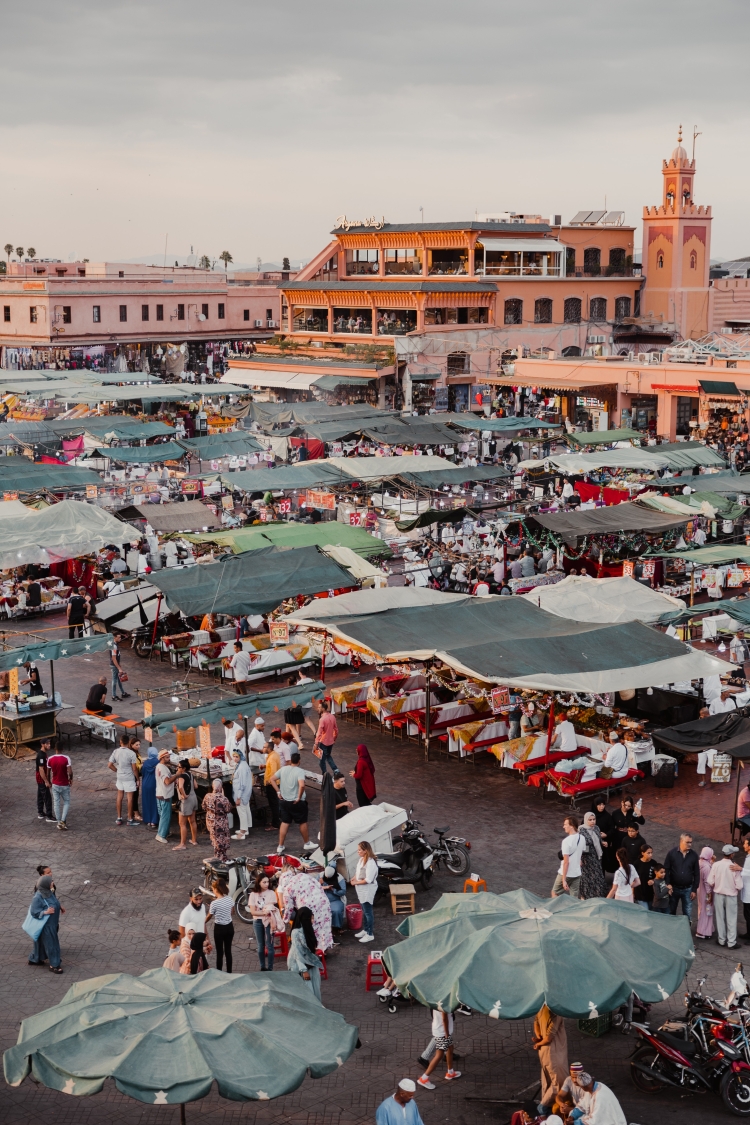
<box><xmin>382</xmin><ymin>889</ymin><xmax>694</xmax><ymax>1020</ymax></box>
<box><xmin>4</xmin><ymin>968</ymin><xmax>358</xmax><ymax>1107</ymax></box>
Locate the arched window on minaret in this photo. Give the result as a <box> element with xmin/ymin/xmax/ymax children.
<box><xmin>657</xmin><ymin>253</ymin><xmax>664</xmax><ymax>269</ymax></box>
<box><xmin>690</xmin><ymin>250</ymin><xmax>697</xmax><ymax>270</ymax></box>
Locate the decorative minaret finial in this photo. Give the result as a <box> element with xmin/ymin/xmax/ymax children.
<box><xmin>677</xmin><ymin>124</ymin><xmax>682</xmax><ymax>144</ymax></box>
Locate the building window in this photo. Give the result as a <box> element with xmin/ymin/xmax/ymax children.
<box><xmin>92</xmin><ymin>305</ymin><xmax>101</xmax><ymax>323</ymax></box>
<box><xmin>62</xmin><ymin>306</ymin><xmax>71</xmax><ymax>324</ymax></box>
<box><xmin>376</xmin><ymin>309</ymin><xmax>417</xmax><ymax>335</ymax></box>
<box><xmin>614</xmin><ymin>296</ymin><xmax>631</xmax><ymax>320</ymax></box>
<box><xmin>142</xmin><ymin>305</ymin><xmax>149</xmax><ymax>321</ymax></box>
<box><xmin>118</xmin><ymin>270</ymin><xmax>124</xmax><ymax>278</ymax></box>
<box><xmin>566</xmin><ymin>247</ymin><xmax>576</xmax><ymax>275</ymax></box>
<box><xmin>56</xmin><ymin>269</ymin><xmax>67</xmax><ymax>277</ymax></box>
<box><xmin>243</xmin><ymin>309</ymin><xmax>250</xmax><ymax>321</ymax></box>
<box><xmin>657</xmin><ymin>253</ymin><xmax>664</xmax><ymax>269</ymax></box>
<box><xmin>78</xmin><ymin>268</ymin><xmax>86</xmax><ymax>277</ymax></box>
<box><xmin>293</xmin><ymin>307</ymin><xmax>329</xmax><ymax>332</ymax></box>
<box><xmin>345</xmin><ymin>249</ymin><xmax>379</xmax><ymax>276</ymax></box>
<box><xmin>447</xmin><ymin>351</ymin><xmax>469</xmax><ymax>375</ymax></box>
<box><xmin>201</xmin><ymin>304</ymin><xmax>208</xmax><ymax>319</ymax></box>
<box><xmin>589</xmin><ymin>297</ymin><xmax>607</xmax><ymax>321</ymax></box>
<box><xmin>504</xmin><ymin>299</ymin><xmax>523</xmax><ymax>325</ymax></box>
<box><xmin>29</xmin><ymin>306</ymin><xmax>38</xmax><ymax>323</ymax></box>
<box><xmin>564</xmin><ymin>297</ymin><xmax>582</xmax><ymax>323</ymax></box>
<box><xmin>332</xmin><ymin>307</ymin><xmax>372</xmax><ymax>334</ymax></box>
<box><xmin>156</xmin><ymin>304</ymin><xmax>164</xmax><ymax>321</ymax></box>
<box><xmin>312</xmin><ymin>255</ymin><xmax>338</xmax><ymax>282</ymax></box>
<box><xmin>424</xmin><ymin>306</ymin><xmax>488</xmax><ymax>326</ymax></box>
<box><xmin>534</xmin><ymin>298</ymin><xmax>553</xmax><ymax>324</ymax></box>
<box><xmin>428</xmin><ymin>248</ymin><xmax>468</xmax><ymax>276</ymax></box>
<box><xmin>3</xmin><ymin>306</ymin><xmax>9</xmax><ymax>323</ymax></box>
<box><xmin>218</xmin><ymin>303</ymin><xmax>225</xmax><ymax>319</ymax></box>
<box><xmin>690</xmin><ymin>250</ymin><xmax>697</xmax><ymax>269</ymax></box>
<box><xmin>385</xmin><ymin>248</ymin><xmax>422</xmax><ymax>275</ymax></box>
<box><xmin>583</xmin><ymin>247</ymin><xmax>601</xmax><ymax>275</ymax></box>
<box><xmin>266</xmin><ymin>309</ymin><xmax>273</xmax><ymax>320</ymax></box>
<box><xmin>177</xmin><ymin>304</ymin><xmax>185</xmax><ymax>321</ymax></box>
<box><xmin>119</xmin><ymin>305</ymin><xmax>127</xmax><ymax>322</ymax></box>
<box><xmin>608</xmin><ymin>247</ymin><xmax>626</xmax><ymax>274</ymax></box>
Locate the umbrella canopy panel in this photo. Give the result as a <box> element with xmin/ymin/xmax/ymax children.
<box><xmin>383</xmin><ymin>889</ymin><xmax>694</xmax><ymax>1019</ymax></box>
<box><xmin>143</xmin><ymin>679</ymin><xmax>326</xmax><ymax>735</ymax></box>
<box><xmin>3</xmin><ymin>967</ymin><xmax>358</xmax><ymax>1104</ymax></box>
<box><xmin>533</xmin><ymin>502</ymin><xmax>689</xmax><ymax>543</ymax></box>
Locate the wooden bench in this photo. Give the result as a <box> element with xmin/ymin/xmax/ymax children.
<box><xmin>390</xmin><ymin>884</ymin><xmax>416</xmax><ymax>916</ymax></box>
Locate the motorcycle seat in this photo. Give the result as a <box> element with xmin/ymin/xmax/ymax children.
<box><xmin>377</xmin><ymin>852</ymin><xmax>406</xmax><ymax>866</ymax></box>
<box><xmin>434</xmin><ymin>825</ymin><xmax>450</xmax><ymax>834</ymax></box>
<box><xmin>655</xmin><ymin>1029</ymin><xmax>698</xmax><ymax>1057</ymax></box>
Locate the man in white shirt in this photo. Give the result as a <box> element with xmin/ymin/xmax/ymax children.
<box><xmin>551</xmin><ymin>816</ymin><xmax>585</xmax><ymax>899</ymax></box>
<box><xmin>603</xmin><ymin>733</ymin><xmax>628</xmax><ymax>779</ymax></box>
<box><xmin>738</xmin><ymin>836</ymin><xmax>750</xmax><ymax>943</ymax></box>
<box><xmin>692</xmin><ymin>526</ymin><xmax>707</xmax><ymax>546</ymax></box>
<box><xmin>552</xmin><ymin>712</ymin><xmax>577</xmax><ymax>755</ymax></box>
<box><xmin>155</xmin><ymin>748</ymin><xmax>175</xmax><ymax>843</ymax></box>
<box><xmin>709</xmin><ymin>691</ymin><xmax>737</xmax><ymax>716</ymax></box>
<box><xmin>178</xmin><ymin>888</ymin><xmax>207</xmax><ymax>936</ymax></box>
<box><xmin>221</xmin><ymin>718</ymin><xmax>247</xmax><ymax>763</ymax></box>
<box><xmin>246</xmin><ymin>716</ymin><xmax>267</xmax><ymax>768</ymax></box>
<box><xmin>229</xmin><ymin>641</ymin><xmax>252</xmax><ymax>695</ymax></box>
<box><xmin>492</xmin><ymin>558</ymin><xmax>505</xmax><ymax>586</ymax></box>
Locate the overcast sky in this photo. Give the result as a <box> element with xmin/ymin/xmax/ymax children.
<box><xmin>2</xmin><ymin>0</ymin><xmax>749</xmax><ymax>265</ymax></box>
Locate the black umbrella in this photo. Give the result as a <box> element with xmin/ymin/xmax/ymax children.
<box><xmin>319</xmin><ymin>771</ymin><xmax>337</xmax><ymax>857</ymax></box>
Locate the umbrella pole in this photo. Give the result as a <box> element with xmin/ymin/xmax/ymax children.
<box><xmin>543</xmin><ymin>698</ymin><xmax>556</xmax><ymax>766</ymax></box>
<box><xmin>180</xmin><ymin>1104</ymin><xmax>186</xmax><ymax>1125</ymax></box>
<box><xmin>151</xmin><ymin>593</ymin><xmax>163</xmax><ymax>649</ymax></box>
<box><xmin>424</xmin><ymin>663</ymin><xmax>431</xmax><ymax>763</ymax></box>
<box><xmin>49</xmin><ymin>659</ymin><xmax>55</xmax><ymax>706</ymax></box>
<box><xmin>734</xmin><ymin>759</ymin><xmax>745</xmax><ymax>836</ymax></box>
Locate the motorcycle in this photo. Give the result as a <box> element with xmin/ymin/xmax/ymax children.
<box><xmin>394</xmin><ymin>809</ymin><xmax>472</xmax><ymax>877</ymax></box>
<box><xmin>201</xmin><ymin>855</ymin><xmax>259</xmax><ymax>924</ymax></box>
<box><xmin>376</xmin><ymin>835</ymin><xmax>435</xmax><ymax>893</ymax></box>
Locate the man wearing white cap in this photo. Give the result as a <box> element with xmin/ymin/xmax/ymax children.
<box><xmin>376</xmin><ymin>1080</ymin><xmax>424</xmax><ymax>1125</ymax></box>
<box><xmin>246</xmin><ymin>716</ymin><xmax>268</xmax><ymax>768</ymax></box>
<box><xmin>707</xmin><ymin>844</ymin><xmax>743</xmax><ymax>949</ymax></box>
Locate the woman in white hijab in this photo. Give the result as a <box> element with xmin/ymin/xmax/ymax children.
<box><xmin>579</xmin><ymin>811</ymin><xmax>607</xmax><ymax>899</ymax></box>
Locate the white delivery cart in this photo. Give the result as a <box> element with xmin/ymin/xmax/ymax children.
<box><xmin>310</xmin><ymin>801</ymin><xmax>407</xmax><ymax>878</ymax></box>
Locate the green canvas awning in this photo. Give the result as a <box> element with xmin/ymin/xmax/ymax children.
<box><xmin>286</xmin><ymin>589</ymin><xmax>726</xmax><ymax>690</ymax></box>
<box><xmin>143</xmin><ymin>679</ymin><xmax>326</xmax><ymax>734</ymax></box>
<box><xmin>146</xmin><ymin>545</ymin><xmax>354</xmax><ymax>617</ymax></box>
<box><xmin>449</xmin><ymin>416</ymin><xmax>554</xmax><ymax>433</ymax></box>
<box><xmin>0</xmin><ymin>465</ymin><xmax>104</xmax><ymax>491</ymax></box>
<box><xmin>653</xmin><ymin>546</ymin><xmax>750</xmax><ymax>565</ymax></box>
<box><xmin>100</xmin><ymin>422</ymin><xmax>176</xmax><ymax>441</ymax></box>
<box><xmin>699</xmin><ymin>379</ymin><xmax>741</xmax><ymax>396</ymax></box>
<box><xmin>0</xmin><ymin>634</ymin><xmax>113</xmax><ymax>671</ymax></box>
<box><xmin>566</xmin><ymin>429</ymin><xmax>642</xmax><ymax>446</ymax></box>
<box><xmin>397</xmin><ymin>465</ymin><xmax>512</xmax><ymax>488</ymax></box>
<box><xmin>654</xmin><ymin>441</ymin><xmax>726</xmax><ymax>470</ymax></box>
<box><xmin>382</xmin><ymin>889</ymin><xmax>694</xmax><ymax>1019</ymax></box>
<box><xmin>312</xmin><ymin>375</ymin><xmax>376</xmax><ymax>390</ymax></box>
<box><xmin>395</xmin><ymin>507</ymin><xmax>473</xmax><ymax>532</ymax></box>
<box><xmin>90</xmin><ymin>443</ymin><xmax>186</xmax><ymax>463</ymax></box>
<box><xmin>188</xmin><ymin>522</ymin><xmax>392</xmax><ymax>559</ymax></box>
<box><xmin>177</xmin><ymin>433</ymin><xmax>263</xmax><ymax>457</ymax></box>
<box><xmin>533</xmin><ymin>501</ymin><xmax>689</xmax><ymax>541</ymax></box>
<box><xmin>660</xmin><ymin>470</ymin><xmax>750</xmax><ymax>495</ymax></box>
<box><xmin>224</xmin><ymin>463</ymin><xmax>347</xmax><ymax>492</ymax></box>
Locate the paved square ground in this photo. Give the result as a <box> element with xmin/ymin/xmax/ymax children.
<box><xmin>0</xmin><ymin>616</ymin><xmax>743</xmax><ymax>1124</ymax></box>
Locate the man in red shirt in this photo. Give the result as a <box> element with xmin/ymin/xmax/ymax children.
<box><xmin>47</xmin><ymin>746</ymin><xmax>73</xmax><ymax>830</ymax></box>
<box><xmin>313</xmin><ymin>699</ymin><xmax>339</xmax><ymax>777</ymax></box>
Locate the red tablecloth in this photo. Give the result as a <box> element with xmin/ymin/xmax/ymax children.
<box><xmin>574</xmin><ymin>481</ymin><xmax>631</xmax><ymax>506</ymax></box>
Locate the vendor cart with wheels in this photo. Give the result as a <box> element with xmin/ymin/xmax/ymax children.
<box><xmin>0</xmin><ymin>702</ymin><xmax>61</xmax><ymax>759</ymax></box>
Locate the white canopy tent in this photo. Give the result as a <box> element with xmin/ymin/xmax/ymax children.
<box><xmin>520</xmin><ymin>575</ymin><xmax>685</xmax><ymax>625</ymax></box>
<box><xmin>0</xmin><ymin>500</ymin><xmax>138</xmax><ymax>570</ymax></box>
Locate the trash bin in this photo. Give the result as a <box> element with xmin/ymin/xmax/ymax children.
<box><xmin>346</xmin><ymin>903</ymin><xmax>363</xmax><ymax>931</ymax></box>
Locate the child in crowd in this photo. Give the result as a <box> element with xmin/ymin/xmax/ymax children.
<box><xmin>651</xmin><ymin>864</ymin><xmax>670</xmax><ymax>913</ymax></box>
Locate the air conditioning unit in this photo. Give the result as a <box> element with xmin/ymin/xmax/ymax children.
<box><xmin>254</xmin><ymin>320</ymin><xmax>263</xmax><ymax>328</ymax></box>
<box><xmin>267</xmin><ymin>320</ymin><xmax>278</xmax><ymax>328</ymax></box>
<box><xmin>587</xmin><ymin>335</ymin><xmax>606</xmax><ymax>344</ymax></box>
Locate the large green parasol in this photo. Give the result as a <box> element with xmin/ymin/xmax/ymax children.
<box><xmin>383</xmin><ymin>889</ymin><xmax>694</xmax><ymax>1020</ymax></box>
<box><xmin>4</xmin><ymin>968</ymin><xmax>358</xmax><ymax>1105</ymax></box>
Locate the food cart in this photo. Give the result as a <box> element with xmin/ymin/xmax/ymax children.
<box><xmin>0</xmin><ymin>696</ymin><xmax>61</xmax><ymax>759</ymax></box>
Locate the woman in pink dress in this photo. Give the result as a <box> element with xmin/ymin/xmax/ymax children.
<box><xmin>696</xmin><ymin>846</ymin><xmax>715</xmax><ymax>939</ymax></box>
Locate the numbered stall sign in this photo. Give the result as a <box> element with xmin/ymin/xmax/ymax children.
<box><xmin>491</xmin><ymin>686</ymin><xmax>510</xmax><ymax>713</ymax></box>
<box><xmin>269</xmin><ymin>622</ymin><xmax>289</xmax><ymax>646</ymax></box>
<box><xmin>711</xmin><ymin>753</ymin><xmax>732</xmax><ymax>784</ymax></box>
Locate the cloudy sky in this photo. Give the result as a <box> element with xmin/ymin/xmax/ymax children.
<box><xmin>2</xmin><ymin>0</ymin><xmax>749</xmax><ymax>265</ymax></box>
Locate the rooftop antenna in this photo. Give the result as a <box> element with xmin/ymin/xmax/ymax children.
<box><xmin>692</xmin><ymin>125</ymin><xmax>702</xmax><ymax>162</ymax></box>
<box><xmin>163</xmin><ymin>234</ymin><xmax>168</xmax><ymax>269</ymax></box>
<box><xmin>419</xmin><ymin>206</ymin><xmax>424</xmax><ymax>224</ymax></box>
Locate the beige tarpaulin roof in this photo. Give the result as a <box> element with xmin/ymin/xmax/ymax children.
<box><xmin>0</xmin><ymin>500</ymin><xmax>138</xmax><ymax>570</ymax></box>
<box><xmin>520</xmin><ymin>575</ymin><xmax>685</xmax><ymax>624</ymax></box>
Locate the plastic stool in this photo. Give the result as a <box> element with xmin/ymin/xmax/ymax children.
<box><xmin>273</xmin><ymin>931</ymin><xmax>289</xmax><ymax>958</ymax></box>
<box><xmin>365</xmin><ymin>952</ymin><xmax>386</xmax><ymax>991</ymax></box>
<box><xmin>463</xmin><ymin>877</ymin><xmax>487</xmax><ymax>893</ymax></box>
<box><xmin>316</xmin><ymin>949</ymin><xmax>328</xmax><ymax>980</ymax></box>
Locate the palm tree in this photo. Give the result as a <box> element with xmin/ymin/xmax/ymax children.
<box><xmin>198</xmin><ymin>254</ymin><xmax>211</xmax><ymax>270</ymax></box>
<box><xmin>282</xmin><ymin>257</ymin><xmax>290</xmax><ymax>271</ymax></box>
<box><xmin>15</xmin><ymin>247</ymin><xmax>24</xmax><ymax>261</ymax></box>
<box><xmin>3</xmin><ymin>244</ymin><xmax>13</xmax><ymax>264</ymax></box>
<box><xmin>219</xmin><ymin>250</ymin><xmax>233</xmax><ymax>272</ymax></box>
<box><xmin>27</xmin><ymin>247</ymin><xmax>36</xmax><ymax>260</ymax></box>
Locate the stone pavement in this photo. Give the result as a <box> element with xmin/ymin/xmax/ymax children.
<box><xmin>0</xmin><ymin>616</ymin><xmax>745</xmax><ymax>1125</ymax></box>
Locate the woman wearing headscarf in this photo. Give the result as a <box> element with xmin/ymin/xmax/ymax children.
<box><xmin>287</xmin><ymin>906</ymin><xmax>323</xmax><ymax>1001</ymax></box>
<box><xmin>579</xmin><ymin>812</ymin><xmax>607</xmax><ymax>899</ymax></box>
<box><xmin>27</xmin><ymin>875</ymin><xmax>64</xmax><ymax>973</ymax></box>
<box><xmin>278</xmin><ymin>862</ymin><xmax>333</xmax><ymax>951</ymax></box>
<box><xmin>187</xmin><ymin>931</ymin><xmax>209</xmax><ymax>975</ymax></box>
<box><xmin>202</xmin><ymin>779</ymin><xmax>233</xmax><ymax>861</ymax></box>
<box><xmin>591</xmin><ymin>797</ymin><xmax>617</xmax><ymax>874</ymax></box>
<box><xmin>139</xmin><ymin>746</ymin><xmax>159</xmax><ymax>828</ymax></box>
<box><xmin>349</xmin><ymin>744</ymin><xmax>376</xmax><ymax>808</ymax></box>
<box><xmin>322</xmin><ymin>864</ymin><xmax>347</xmax><ymax>937</ymax></box>
<box><xmin>696</xmin><ymin>847</ymin><xmax>716</xmax><ymax>940</ymax></box>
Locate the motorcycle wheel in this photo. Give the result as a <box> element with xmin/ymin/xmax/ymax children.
<box><xmin>721</xmin><ymin>1071</ymin><xmax>750</xmax><ymax>1116</ymax></box>
<box><xmin>133</xmin><ymin>636</ymin><xmax>152</xmax><ymax>659</ymax></box>
<box><xmin>443</xmin><ymin>845</ymin><xmax>471</xmax><ymax>877</ymax></box>
<box><xmin>421</xmin><ymin>867</ymin><xmax>434</xmax><ymax>890</ymax></box>
<box><xmin>233</xmin><ymin>889</ymin><xmax>254</xmax><ymax>925</ymax></box>
<box><xmin>630</xmin><ymin>1047</ymin><xmax>667</xmax><ymax>1093</ymax></box>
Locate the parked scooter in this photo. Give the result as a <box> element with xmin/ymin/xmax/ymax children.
<box><xmin>201</xmin><ymin>855</ymin><xmax>259</xmax><ymax>924</ymax></box>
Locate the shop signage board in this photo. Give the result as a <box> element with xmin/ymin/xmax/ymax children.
<box><xmin>269</xmin><ymin>622</ymin><xmax>289</xmax><ymax>645</ymax></box>
<box><xmin>306</xmin><ymin>490</ymin><xmax>336</xmax><ymax>510</ymax></box>
<box><xmin>277</xmin><ymin>498</ymin><xmax>291</xmax><ymax>514</ymax></box>
<box><xmin>3</xmin><ymin>492</ymin><xmax>18</xmax><ymax>501</ymax></box>
<box><xmin>491</xmin><ymin>686</ymin><xmax>510</xmax><ymax>712</ymax></box>
<box><xmin>86</xmin><ymin>485</ymin><xmax>98</xmax><ymax>499</ymax></box>
<box><xmin>622</xmin><ymin>560</ymin><xmax>634</xmax><ymax>578</ymax></box>
<box><xmin>711</xmin><ymin>753</ymin><xmax>732</xmax><ymax>784</ymax></box>
<box><xmin>199</xmin><ymin>722</ymin><xmax>212</xmax><ymax>757</ymax></box>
